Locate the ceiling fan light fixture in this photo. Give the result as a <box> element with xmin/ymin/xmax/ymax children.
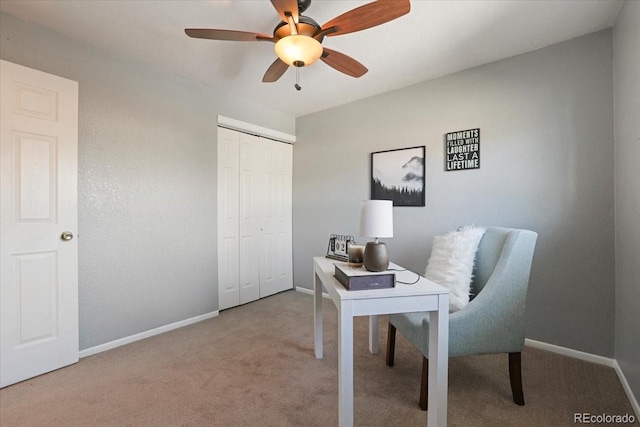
<box><xmin>274</xmin><ymin>35</ymin><xmax>323</xmax><ymax>67</ymax></box>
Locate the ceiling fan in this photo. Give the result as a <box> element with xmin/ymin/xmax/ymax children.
<box><xmin>185</xmin><ymin>0</ymin><xmax>410</xmax><ymax>89</ymax></box>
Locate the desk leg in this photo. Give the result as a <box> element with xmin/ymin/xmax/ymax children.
<box><xmin>314</xmin><ymin>270</ymin><xmax>323</xmax><ymax>359</ymax></box>
<box><xmin>338</xmin><ymin>301</ymin><xmax>354</xmax><ymax>427</ymax></box>
<box><xmin>368</xmin><ymin>315</ymin><xmax>379</xmax><ymax>354</ymax></box>
<box><xmin>428</xmin><ymin>294</ymin><xmax>449</xmax><ymax>427</ymax></box>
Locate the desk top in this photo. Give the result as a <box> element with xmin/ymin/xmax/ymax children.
<box><xmin>314</xmin><ymin>256</ymin><xmax>448</xmax><ymax>301</ymax></box>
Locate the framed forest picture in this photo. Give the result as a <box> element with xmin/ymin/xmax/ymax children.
<box><xmin>371</xmin><ymin>146</ymin><xmax>425</xmax><ymax>207</ymax></box>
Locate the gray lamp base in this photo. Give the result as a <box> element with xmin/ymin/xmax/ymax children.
<box><xmin>364</xmin><ymin>241</ymin><xmax>389</xmax><ymax>272</ymax></box>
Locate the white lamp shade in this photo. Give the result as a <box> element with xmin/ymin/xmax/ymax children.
<box><xmin>359</xmin><ymin>200</ymin><xmax>393</xmax><ymax>238</ymax></box>
<box><xmin>274</xmin><ymin>35</ymin><xmax>323</xmax><ymax>67</ymax></box>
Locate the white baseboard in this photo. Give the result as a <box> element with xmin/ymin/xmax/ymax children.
<box><xmin>525</xmin><ymin>338</ymin><xmax>616</xmax><ymax>367</ymax></box>
<box><xmin>614</xmin><ymin>360</ymin><xmax>640</xmax><ymax>419</ymax></box>
<box><xmin>295</xmin><ymin>286</ymin><xmax>329</xmax><ymax>299</ymax></box>
<box><xmin>525</xmin><ymin>338</ymin><xmax>639</xmax><ymax>419</ymax></box>
<box><xmin>79</xmin><ymin>311</ymin><xmax>219</xmax><ymax>358</ymax></box>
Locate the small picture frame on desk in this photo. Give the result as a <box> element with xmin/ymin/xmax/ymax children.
<box><xmin>326</xmin><ymin>234</ymin><xmax>354</xmax><ymax>262</ymax></box>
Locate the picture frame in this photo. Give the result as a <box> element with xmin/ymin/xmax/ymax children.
<box><xmin>371</xmin><ymin>146</ymin><xmax>425</xmax><ymax>207</ymax></box>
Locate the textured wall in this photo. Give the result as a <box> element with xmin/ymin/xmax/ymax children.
<box><xmin>0</xmin><ymin>12</ymin><xmax>295</xmax><ymax>350</ymax></box>
<box><xmin>294</xmin><ymin>30</ymin><xmax>615</xmax><ymax>357</ymax></box>
<box><xmin>613</xmin><ymin>0</ymin><xmax>640</xmax><ymax>404</ymax></box>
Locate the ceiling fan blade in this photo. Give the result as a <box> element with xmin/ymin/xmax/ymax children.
<box><xmin>320</xmin><ymin>48</ymin><xmax>368</xmax><ymax>78</ymax></box>
<box><xmin>262</xmin><ymin>58</ymin><xmax>289</xmax><ymax>82</ymax></box>
<box><xmin>185</xmin><ymin>29</ymin><xmax>273</xmax><ymax>42</ymax></box>
<box><xmin>270</xmin><ymin>0</ymin><xmax>299</xmax><ymax>23</ymax></box>
<box><xmin>321</xmin><ymin>0</ymin><xmax>410</xmax><ymax>37</ymax></box>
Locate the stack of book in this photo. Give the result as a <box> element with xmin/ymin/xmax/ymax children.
<box><xmin>334</xmin><ymin>263</ymin><xmax>396</xmax><ymax>291</ymax></box>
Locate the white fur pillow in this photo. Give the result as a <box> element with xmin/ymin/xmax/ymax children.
<box><xmin>425</xmin><ymin>226</ymin><xmax>486</xmax><ymax>312</ymax></box>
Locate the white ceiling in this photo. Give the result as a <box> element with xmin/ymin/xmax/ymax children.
<box><xmin>0</xmin><ymin>0</ymin><xmax>623</xmax><ymax>118</ymax></box>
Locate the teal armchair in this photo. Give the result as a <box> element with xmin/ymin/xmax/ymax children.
<box><xmin>386</xmin><ymin>227</ymin><xmax>538</xmax><ymax>410</ymax></box>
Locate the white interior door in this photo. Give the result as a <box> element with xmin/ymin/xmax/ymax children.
<box><xmin>0</xmin><ymin>60</ymin><xmax>79</xmax><ymax>388</ymax></box>
<box><xmin>217</xmin><ymin>127</ymin><xmax>240</xmax><ymax>311</ymax></box>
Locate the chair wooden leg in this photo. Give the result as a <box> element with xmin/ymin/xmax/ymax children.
<box><xmin>386</xmin><ymin>323</ymin><xmax>396</xmax><ymax>367</ymax></box>
<box><xmin>419</xmin><ymin>356</ymin><xmax>428</xmax><ymax>411</ymax></box>
<box><xmin>509</xmin><ymin>352</ymin><xmax>525</xmax><ymax>405</ymax></box>
<box><xmin>386</xmin><ymin>324</ymin><xmax>429</xmax><ymax>411</ymax></box>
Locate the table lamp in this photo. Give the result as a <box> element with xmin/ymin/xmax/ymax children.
<box><xmin>359</xmin><ymin>200</ymin><xmax>393</xmax><ymax>272</ymax></box>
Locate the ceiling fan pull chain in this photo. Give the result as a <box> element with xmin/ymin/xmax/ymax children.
<box><xmin>295</xmin><ymin>67</ymin><xmax>302</xmax><ymax>91</ymax></box>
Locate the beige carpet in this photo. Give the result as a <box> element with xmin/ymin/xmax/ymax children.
<box><xmin>0</xmin><ymin>290</ymin><xmax>636</xmax><ymax>426</ymax></box>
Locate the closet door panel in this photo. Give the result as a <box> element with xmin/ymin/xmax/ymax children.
<box><xmin>259</xmin><ymin>140</ymin><xmax>276</xmax><ymax>296</ymax></box>
<box><xmin>217</xmin><ymin>128</ymin><xmax>240</xmax><ymax>310</ymax></box>
<box><xmin>238</xmin><ymin>133</ymin><xmax>261</xmax><ymax>304</ymax></box>
<box><xmin>260</xmin><ymin>140</ymin><xmax>293</xmax><ymax>297</ymax></box>
<box><xmin>277</xmin><ymin>142</ymin><xmax>293</xmax><ymax>293</ymax></box>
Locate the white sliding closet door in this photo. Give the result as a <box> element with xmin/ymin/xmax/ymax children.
<box><xmin>217</xmin><ymin>127</ymin><xmax>292</xmax><ymax>311</ymax></box>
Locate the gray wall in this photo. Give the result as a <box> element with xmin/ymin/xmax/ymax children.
<box><xmin>293</xmin><ymin>30</ymin><xmax>616</xmax><ymax>357</ymax></box>
<box><xmin>0</xmin><ymin>12</ymin><xmax>295</xmax><ymax>350</ymax></box>
<box><xmin>613</xmin><ymin>0</ymin><xmax>640</xmax><ymax>403</ymax></box>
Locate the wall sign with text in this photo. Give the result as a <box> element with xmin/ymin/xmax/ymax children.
<box><xmin>445</xmin><ymin>128</ymin><xmax>480</xmax><ymax>171</ymax></box>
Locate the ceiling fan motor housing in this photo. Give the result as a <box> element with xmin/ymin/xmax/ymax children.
<box><xmin>273</xmin><ymin>16</ymin><xmax>321</xmax><ymax>41</ymax></box>
<box><xmin>298</xmin><ymin>0</ymin><xmax>312</xmax><ymax>14</ymax></box>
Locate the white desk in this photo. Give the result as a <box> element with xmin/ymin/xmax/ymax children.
<box><xmin>313</xmin><ymin>257</ymin><xmax>449</xmax><ymax>427</ymax></box>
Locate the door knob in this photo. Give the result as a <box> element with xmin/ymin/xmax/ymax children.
<box><xmin>60</xmin><ymin>231</ymin><xmax>74</xmax><ymax>241</ymax></box>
